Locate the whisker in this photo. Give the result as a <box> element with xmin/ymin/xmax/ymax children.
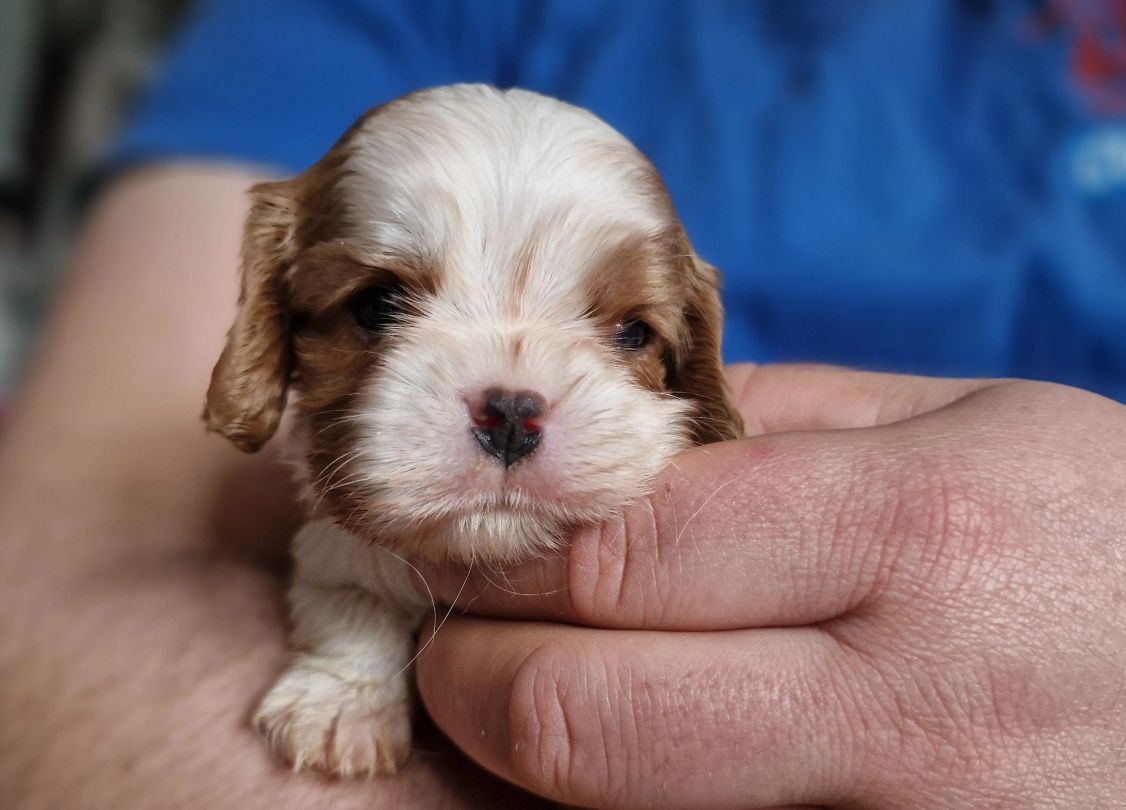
<box><xmin>389</xmin><ymin>559</ymin><xmax>474</xmax><ymax>681</ymax></box>
<box><xmin>674</xmin><ymin>473</ymin><xmax>740</xmax><ymax>548</ymax></box>
<box><xmin>475</xmin><ymin>563</ymin><xmax>567</xmax><ymax>598</ymax></box>
<box><xmin>312</xmin><ymin>413</ymin><xmax>367</xmax><ymax>436</ymax></box>
<box><xmin>375</xmin><ymin>547</ymin><xmax>440</xmax><ymax>637</ymax></box>
<box><xmin>312</xmin><ymin>449</ymin><xmax>364</xmax><ymax>489</ymax></box>
<box><xmin>310</xmin><ymin>453</ymin><xmax>367</xmax><ymax>512</ymax></box>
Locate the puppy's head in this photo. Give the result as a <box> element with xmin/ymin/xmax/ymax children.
<box><xmin>205</xmin><ymin>85</ymin><xmax>741</xmax><ymax>563</ymax></box>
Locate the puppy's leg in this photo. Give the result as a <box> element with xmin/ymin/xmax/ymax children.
<box><xmin>254</xmin><ymin>520</ymin><xmax>427</xmax><ymax>777</ymax></box>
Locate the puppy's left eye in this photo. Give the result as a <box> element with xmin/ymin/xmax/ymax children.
<box><xmin>613</xmin><ymin>320</ymin><xmax>653</xmax><ymax>351</ymax></box>
<box><xmin>349</xmin><ymin>284</ymin><xmax>404</xmax><ymax>333</ymax></box>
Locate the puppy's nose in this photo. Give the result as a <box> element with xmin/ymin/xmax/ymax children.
<box><xmin>469</xmin><ymin>387</ymin><xmax>546</xmax><ymax>468</ymax></box>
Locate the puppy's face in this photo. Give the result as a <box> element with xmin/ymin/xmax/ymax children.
<box><xmin>205</xmin><ymin>85</ymin><xmax>741</xmax><ymax>563</ymax></box>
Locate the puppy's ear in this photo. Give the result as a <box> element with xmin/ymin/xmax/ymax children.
<box><xmin>203</xmin><ymin>180</ymin><xmax>299</xmax><ymax>452</ymax></box>
<box><xmin>668</xmin><ymin>255</ymin><xmax>744</xmax><ymax>444</ymax></box>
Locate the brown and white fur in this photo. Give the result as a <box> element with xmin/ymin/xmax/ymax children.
<box><xmin>204</xmin><ymin>84</ymin><xmax>742</xmax><ymax>777</ymax></box>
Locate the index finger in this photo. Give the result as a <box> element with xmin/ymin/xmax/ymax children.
<box><xmin>422</xmin><ymin>431</ymin><xmax>850</xmax><ymax>629</ymax></box>
<box><xmin>418</xmin><ymin>371</ymin><xmax>1001</xmax><ymax>629</ymax></box>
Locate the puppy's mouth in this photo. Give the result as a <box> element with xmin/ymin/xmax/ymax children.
<box><xmin>444</xmin><ymin>482</ymin><xmax>569</xmax><ymax>518</ymax></box>
<box><xmin>354</xmin><ymin>478</ymin><xmax>581</xmax><ymax>560</ymax></box>
<box><xmin>451</xmin><ymin>448</ymin><xmax>592</xmax><ymax>513</ymax></box>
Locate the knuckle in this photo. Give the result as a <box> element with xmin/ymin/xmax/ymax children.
<box><xmin>567</xmin><ymin>513</ymin><xmax>627</xmax><ymax>625</ymax></box>
<box><xmin>505</xmin><ymin>641</ymin><xmax>631</xmax><ymax>804</ymax></box>
<box><xmin>1005</xmin><ymin>378</ymin><xmax>1097</xmax><ymax>411</ymax></box>
<box><xmin>996</xmin><ymin>380</ymin><xmax>1125</xmax><ymax>448</ymax></box>
<box><xmin>506</xmin><ymin>642</ymin><xmax>576</xmax><ymax>799</ymax></box>
<box><xmin>814</xmin><ymin>451</ymin><xmax>899</xmax><ymax>604</ymax></box>
<box><xmin>872</xmin><ymin>448</ymin><xmax>1012</xmax><ymax>593</ymax></box>
<box><xmin>567</xmin><ymin>504</ymin><xmax>660</xmax><ymax>626</ymax></box>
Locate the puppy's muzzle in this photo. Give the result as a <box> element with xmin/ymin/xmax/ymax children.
<box><xmin>469</xmin><ymin>387</ymin><xmax>545</xmax><ymax>468</ymax></box>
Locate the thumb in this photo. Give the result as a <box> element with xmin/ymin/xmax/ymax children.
<box><xmin>728</xmin><ymin>363</ymin><xmax>992</xmax><ymax>435</ymax></box>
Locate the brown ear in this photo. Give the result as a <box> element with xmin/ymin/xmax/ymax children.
<box><xmin>669</xmin><ymin>256</ymin><xmax>744</xmax><ymax>444</ymax></box>
<box><xmin>203</xmin><ymin>180</ymin><xmax>299</xmax><ymax>452</ymax></box>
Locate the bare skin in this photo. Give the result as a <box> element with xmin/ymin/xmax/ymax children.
<box><xmin>4</xmin><ymin>166</ymin><xmax>1125</xmax><ymax>809</ymax></box>
<box><xmin>0</xmin><ymin>166</ymin><xmax>544</xmax><ymax>809</ymax></box>
<box><xmin>417</xmin><ymin>366</ymin><xmax>1126</xmax><ymax>809</ymax></box>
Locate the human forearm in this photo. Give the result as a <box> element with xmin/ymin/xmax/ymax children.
<box><xmin>0</xmin><ymin>166</ymin><xmax>298</xmax><ymax>572</ymax></box>
<box><xmin>0</xmin><ymin>165</ymin><xmax>298</xmax><ymax>807</ymax></box>
<box><xmin>0</xmin><ymin>166</ymin><xmax>537</xmax><ymax>809</ymax></box>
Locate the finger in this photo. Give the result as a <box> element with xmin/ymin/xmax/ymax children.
<box><xmin>424</xmin><ymin>431</ymin><xmax>862</xmax><ymax>628</ymax></box>
<box><xmin>417</xmin><ymin>616</ymin><xmax>867</xmax><ymax>809</ymax></box>
<box><xmin>726</xmin><ymin>363</ymin><xmax>993</xmax><ymax>435</ymax></box>
<box><xmin>420</xmin><ymin>381</ymin><xmax>1006</xmax><ymax>629</ymax></box>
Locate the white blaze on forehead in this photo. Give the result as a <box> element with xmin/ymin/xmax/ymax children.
<box><xmin>338</xmin><ymin>84</ymin><xmax>672</xmax><ymax>321</ymax></box>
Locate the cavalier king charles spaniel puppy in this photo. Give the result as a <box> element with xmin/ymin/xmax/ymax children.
<box><xmin>204</xmin><ymin>84</ymin><xmax>742</xmax><ymax>777</ymax></box>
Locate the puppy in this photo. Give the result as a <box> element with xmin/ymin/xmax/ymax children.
<box><xmin>204</xmin><ymin>84</ymin><xmax>742</xmax><ymax>777</ymax></box>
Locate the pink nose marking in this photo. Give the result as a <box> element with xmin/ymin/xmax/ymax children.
<box><xmin>468</xmin><ymin>387</ymin><xmax>546</xmax><ymax>468</ymax></box>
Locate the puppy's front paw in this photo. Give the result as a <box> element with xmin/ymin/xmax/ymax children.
<box><xmin>253</xmin><ymin>662</ymin><xmax>412</xmax><ymax>777</ymax></box>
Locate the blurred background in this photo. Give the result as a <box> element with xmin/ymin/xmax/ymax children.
<box><xmin>1</xmin><ymin>0</ymin><xmax>1124</xmax><ymax>406</ymax></box>
<box><xmin>0</xmin><ymin>0</ymin><xmax>187</xmax><ymax>394</ymax></box>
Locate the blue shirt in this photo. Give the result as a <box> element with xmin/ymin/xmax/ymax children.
<box><xmin>113</xmin><ymin>0</ymin><xmax>1126</xmax><ymax>400</ymax></box>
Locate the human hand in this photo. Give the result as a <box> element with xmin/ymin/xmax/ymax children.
<box><xmin>416</xmin><ymin>364</ymin><xmax>1126</xmax><ymax>808</ymax></box>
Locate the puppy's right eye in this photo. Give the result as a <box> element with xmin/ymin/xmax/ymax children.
<box><xmin>348</xmin><ymin>284</ymin><xmax>404</xmax><ymax>334</ymax></box>
<box><xmin>613</xmin><ymin>320</ymin><xmax>653</xmax><ymax>351</ymax></box>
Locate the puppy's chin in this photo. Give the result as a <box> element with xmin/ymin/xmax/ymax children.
<box><xmin>334</xmin><ymin>485</ymin><xmax>622</xmax><ymax>564</ymax></box>
<box><xmin>397</xmin><ymin>508</ymin><xmax>569</xmax><ymax>565</ymax></box>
